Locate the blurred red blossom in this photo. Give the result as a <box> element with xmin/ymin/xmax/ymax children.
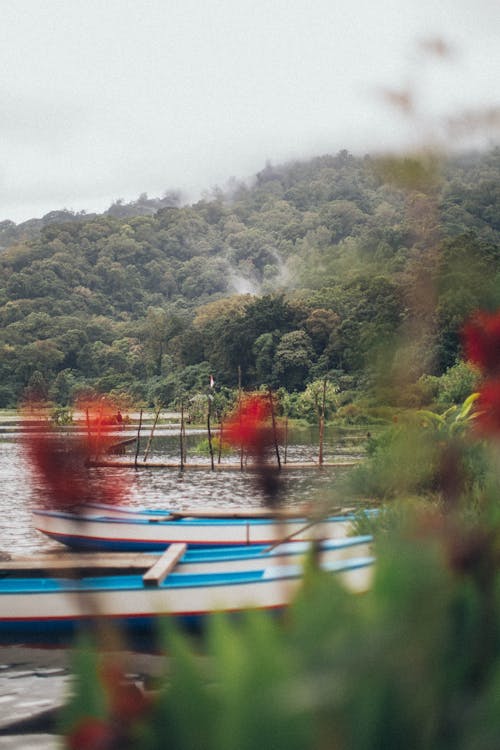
<box><xmin>462</xmin><ymin>310</ymin><xmax>500</xmax><ymax>375</ymax></box>
<box><xmin>224</xmin><ymin>393</ymin><xmax>275</xmax><ymax>454</ymax></box>
<box><xmin>66</xmin><ymin>661</ymin><xmax>153</xmax><ymax>750</ymax></box>
<box><xmin>22</xmin><ymin>404</ymin><xmax>129</xmax><ymax>510</ymax></box>
<box><xmin>67</xmin><ymin>716</ymin><xmax>114</xmax><ymax>750</ymax></box>
<box><xmin>473</xmin><ymin>379</ymin><xmax>500</xmax><ymax>436</ymax></box>
<box><xmin>100</xmin><ymin>660</ymin><xmax>152</xmax><ymax>724</ymax></box>
<box><xmin>462</xmin><ymin>309</ymin><xmax>500</xmax><ymax>438</ymax></box>
<box><xmin>24</xmin><ymin>427</ymin><xmax>92</xmax><ymax>508</ymax></box>
<box><xmin>224</xmin><ymin>393</ymin><xmax>283</xmax><ymax>504</ymax></box>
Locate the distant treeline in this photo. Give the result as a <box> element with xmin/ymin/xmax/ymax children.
<box><xmin>1</xmin><ymin>148</ymin><xmax>499</xmax><ymax>410</ymax></box>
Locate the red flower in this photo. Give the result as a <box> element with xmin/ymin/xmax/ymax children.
<box><xmin>224</xmin><ymin>394</ymin><xmax>274</xmax><ymax>453</ymax></box>
<box><xmin>225</xmin><ymin>393</ymin><xmax>283</xmax><ymax>503</ymax></box>
<box><xmin>462</xmin><ymin>310</ymin><xmax>500</xmax><ymax>375</ymax></box>
<box><xmin>22</xmin><ymin>407</ymin><xmax>130</xmax><ymax>510</ymax></box>
<box><xmin>67</xmin><ymin>717</ymin><xmax>114</xmax><ymax>750</ymax></box>
<box><xmin>101</xmin><ymin>660</ymin><xmax>152</xmax><ymax>724</ymax></box>
<box><xmin>474</xmin><ymin>379</ymin><xmax>500</xmax><ymax>436</ymax></box>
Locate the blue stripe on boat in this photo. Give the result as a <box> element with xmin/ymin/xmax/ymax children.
<box><xmin>0</xmin><ymin>556</ymin><xmax>374</xmax><ymax>595</ymax></box>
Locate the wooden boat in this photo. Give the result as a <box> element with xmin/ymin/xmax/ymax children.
<box><xmin>32</xmin><ymin>507</ymin><xmax>376</xmax><ymax>551</ymax></box>
<box><xmin>0</xmin><ymin>551</ymin><xmax>374</xmax><ymax>638</ymax></box>
<box><xmin>2</xmin><ymin>536</ymin><xmax>372</xmax><ymax>577</ymax></box>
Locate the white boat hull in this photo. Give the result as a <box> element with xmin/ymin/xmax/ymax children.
<box><xmin>33</xmin><ymin>510</ymin><xmax>362</xmax><ymax>550</ymax></box>
<box><xmin>0</xmin><ymin>557</ymin><xmax>374</xmax><ymax>638</ymax></box>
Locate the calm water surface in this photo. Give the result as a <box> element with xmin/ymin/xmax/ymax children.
<box><xmin>0</xmin><ymin>417</ymin><xmax>365</xmax><ymax>555</ymax></box>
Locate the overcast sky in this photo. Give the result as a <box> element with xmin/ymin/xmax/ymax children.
<box><xmin>0</xmin><ymin>0</ymin><xmax>498</xmax><ymax>224</ymax></box>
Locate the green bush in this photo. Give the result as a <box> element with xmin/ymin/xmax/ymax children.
<box><xmin>193</xmin><ymin>436</ymin><xmax>231</xmax><ymax>457</ymax></box>
<box><xmin>64</xmin><ymin>500</ymin><xmax>500</xmax><ymax>750</ymax></box>
<box><xmin>419</xmin><ymin>361</ymin><xmax>480</xmax><ymax>409</ymax></box>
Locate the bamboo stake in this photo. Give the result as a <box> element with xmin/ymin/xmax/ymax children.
<box><xmin>218</xmin><ymin>416</ymin><xmax>224</xmax><ymax>464</ymax></box>
<box><xmin>268</xmin><ymin>387</ymin><xmax>281</xmax><ymax>470</ymax></box>
<box><xmin>207</xmin><ymin>394</ymin><xmax>215</xmax><ymax>471</ymax></box>
<box><xmin>182</xmin><ymin>405</ymin><xmax>187</xmax><ymax>464</ymax></box>
<box><xmin>318</xmin><ymin>377</ymin><xmax>327</xmax><ymax>467</ymax></box>
<box><xmin>179</xmin><ymin>400</ymin><xmax>185</xmax><ymax>471</ymax></box>
<box><xmin>85</xmin><ymin>407</ymin><xmax>92</xmax><ymax>462</ymax></box>
<box><xmin>143</xmin><ymin>406</ymin><xmax>161</xmax><ymax>462</ymax></box>
<box><xmin>238</xmin><ymin>365</ymin><xmax>244</xmax><ymax>471</ymax></box>
<box><xmin>134</xmin><ymin>408</ymin><xmax>143</xmax><ymax>469</ymax></box>
<box><xmin>95</xmin><ymin>401</ymin><xmax>104</xmax><ymax>461</ymax></box>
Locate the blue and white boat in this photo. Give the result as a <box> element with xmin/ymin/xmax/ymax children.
<box><xmin>0</xmin><ymin>552</ymin><xmax>374</xmax><ymax>638</ymax></box>
<box><xmin>33</xmin><ymin>506</ymin><xmax>376</xmax><ymax>551</ymax></box>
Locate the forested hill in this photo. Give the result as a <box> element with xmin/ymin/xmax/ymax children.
<box><xmin>1</xmin><ymin>148</ymin><xmax>500</xmax><ymax>409</ymax></box>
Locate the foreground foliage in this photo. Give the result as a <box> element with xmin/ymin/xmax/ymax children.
<box><xmin>59</xmin><ymin>363</ymin><xmax>500</xmax><ymax>749</ymax></box>
<box><xmin>62</xmin><ymin>496</ymin><xmax>500</xmax><ymax>750</ymax></box>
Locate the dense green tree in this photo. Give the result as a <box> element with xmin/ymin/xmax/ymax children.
<box><xmin>303</xmin><ymin>308</ymin><xmax>341</xmax><ymax>357</ymax></box>
<box><xmin>23</xmin><ymin>369</ymin><xmax>49</xmax><ymax>403</ymax></box>
<box><xmin>49</xmin><ymin>369</ymin><xmax>79</xmax><ymax>406</ymax></box>
<box><xmin>142</xmin><ymin>307</ymin><xmax>170</xmax><ymax>377</ymax></box>
<box><xmin>272</xmin><ymin>330</ymin><xmax>315</xmax><ymax>391</ymax></box>
<box><xmin>178</xmin><ymin>257</ymin><xmax>229</xmax><ymax>299</ymax></box>
<box><xmin>295</xmin><ymin>377</ymin><xmax>339</xmax><ymax>422</ymax></box>
<box><xmin>0</xmin><ymin>147</ymin><xmax>499</xmax><ymax>405</ymax></box>
<box><xmin>253</xmin><ymin>332</ymin><xmax>279</xmax><ymax>386</ymax></box>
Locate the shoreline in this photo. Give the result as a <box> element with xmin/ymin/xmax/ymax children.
<box><xmin>0</xmin><ymin>643</ymin><xmax>170</xmax><ymax>749</ymax></box>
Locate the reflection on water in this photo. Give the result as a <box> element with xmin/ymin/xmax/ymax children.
<box><xmin>0</xmin><ymin>424</ymin><xmax>366</xmax><ymax>555</ymax></box>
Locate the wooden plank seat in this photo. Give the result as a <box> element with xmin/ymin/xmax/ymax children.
<box><xmin>142</xmin><ymin>543</ymin><xmax>187</xmax><ymax>586</ymax></box>
<box><xmin>0</xmin><ymin>552</ymin><xmax>160</xmax><ymax>577</ymax></box>
<box><xmin>0</xmin><ymin>546</ymin><xmax>187</xmax><ymax>582</ymax></box>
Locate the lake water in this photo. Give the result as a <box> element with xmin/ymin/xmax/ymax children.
<box><xmin>0</xmin><ymin>414</ymin><xmax>366</xmax><ymax>555</ymax></box>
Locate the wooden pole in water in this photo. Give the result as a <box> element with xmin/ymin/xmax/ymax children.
<box><xmin>238</xmin><ymin>365</ymin><xmax>244</xmax><ymax>471</ymax></box>
<box><xmin>96</xmin><ymin>400</ymin><xmax>104</xmax><ymax>461</ymax></box>
<box><xmin>268</xmin><ymin>387</ymin><xmax>281</xmax><ymax>470</ymax></box>
<box><xmin>182</xmin><ymin>404</ymin><xmax>187</xmax><ymax>464</ymax></box>
<box><xmin>85</xmin><ymin>407</ymin><xmax>92</xmax><ymax>462</ymax></box>
<box><xmin>207</xmin><ymin>394</ymin><xmax>215</xmax><ymax>471</ymax></box>
<box><xmin>284</xmin><ymin>415</ymin><xmax>288</xmax><ymax>464</ymax></box>
<box><xmin>143</xmin><ymin>406</ymin><xmax>161</xmax><ymax>462</ymax></box>
<box><xmin>134</xmin><ymin>408</ymin><xmax>143</xmax><ymax>469</ymax></box>
<box><xmin>179</xmin><ymin>400</ymin><xmax>185</xmax><ymax>471</ymax></box>
<box><xmin>218</xmin><ymin>416</ymin><xmax>224</xmax><ymax>464</ymax></box>
<box><xmin>318</xmin><ymin>377</ymin><xmax>327</xmax><ymax>467</ymax></box>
